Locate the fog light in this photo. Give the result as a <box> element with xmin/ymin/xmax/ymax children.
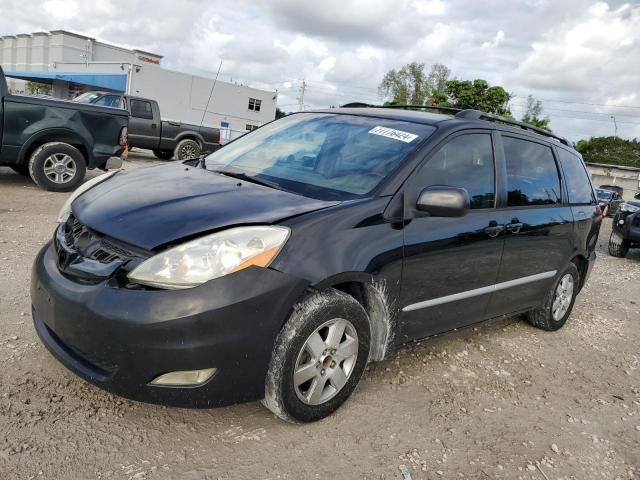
<box><xmin>150</xmin><ymin>368</ymin><xmax>216</xmax><ymax>386</ymax></box>
<box><xmin>619</xmin><ymin>220</ymin><xmax>625</xmax><ymax>225</ymax></box>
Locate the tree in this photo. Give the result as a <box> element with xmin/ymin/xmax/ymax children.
<box><xmin>378</xmin><ymin>62</ymin><xmax>451</xmax><ymax>105</ymax></box>
<box><xmin>427</xmin><ymin>64</ymin><xmax>450</xmax><ymax>97</ymax></box>
<box><xmin>521</xmin><ymin>95</ymin><xmax>550</xmax><ymax>130</ymax></box>
<box><xmin>575</xmin><ymin>136</ymin><xmax>640</xmax><ymax>168</ymax></box>
<box><xmin>25</xmin><ymin>81</ymin><xmax>50</xmax><ymax>96</ymax></box>
<box><xmin>433</xmin><ymin>79</ymin><xmax>512</xmax><ymax>115</ymax></box>
<box><xmin>275</xmin><ymin>107</ymin><xmax>287</xmax><ymax>119</ymax></box>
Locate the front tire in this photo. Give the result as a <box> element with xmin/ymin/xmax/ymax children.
<box><xmin>262</xmin><ymin>289</ymin><xmax>370</xmax><ymax>423</ymax></box>
<box><xmin>526</xmin><ymin>263</ymin><xmax>579</xmax><ymax>331</ymax></box>
<box><xmin>608</xmin><ymin>231</ymin><xmax>630</xmax><ymax>258</ymax></box>
<box><xmin>28</xmin><ymin>142</ymin><xmax>86</xmax><ymax>192</ymax></box>
<box><xmin>174</xmin><ymin>139</ymin><xmax>201</xmax><ymax>160</ymax></box>
<box><xmin>153</xmin><ymin>149</ymin><xmax>174</xmax><ymax>160</ymax></box>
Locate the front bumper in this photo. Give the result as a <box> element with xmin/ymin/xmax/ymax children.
<box><xmin>612</xmin><ymin>211</ymin><xmax>640</xmax><ymax>243</ymax></box>
<box><xmin>31</xmin><ymin>242</ymin><xmax>308</xmax><ymax>407</ymax></box>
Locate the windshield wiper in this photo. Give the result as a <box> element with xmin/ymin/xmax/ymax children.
<box><xmin>211</xmin><ymin>170</ymin><xmax>280</xmax><ymax>190</ymax></box>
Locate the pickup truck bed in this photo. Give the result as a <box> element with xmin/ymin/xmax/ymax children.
<box><xmin>0</xmin><ymin>67</ymin><xmax>128</xmax><ymax>191</ymax></box>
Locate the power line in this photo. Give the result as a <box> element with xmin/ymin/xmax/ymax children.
<box><xmin>512</xmin><ymin>93</ymin><xmax>640</xmax><ymax>110</ymax></box>
<box><xmin>510</xmin><ymin>101</ymin><xmax>640</xmax><ymax>119</ymax></box>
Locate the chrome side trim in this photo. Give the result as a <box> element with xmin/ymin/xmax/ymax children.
<box><xmin>402</xmin><ymin>270</ymin><xmax>557</xmax><ymax>312</ymax></box>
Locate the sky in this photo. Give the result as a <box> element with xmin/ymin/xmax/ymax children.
<box><xmin>1</xmin><ymin>0</ymin><xmax>639</xmax><ymax>142</ymax></box>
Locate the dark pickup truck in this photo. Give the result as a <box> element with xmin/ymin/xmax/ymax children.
<box><xmin>73</xmin><ymin>91</ymin><xmax>220</xmax><ymax>160</ymax></box>
<box><xmin>0</xmin><ymin>67</ymin><xmax>128</xmax><ymax>192</ymax></box>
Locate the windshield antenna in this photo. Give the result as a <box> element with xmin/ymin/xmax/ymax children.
<box><xmin>200</xmin><ymin>59</ymin><xmax>223</xmax><ymax>127</ymax></box>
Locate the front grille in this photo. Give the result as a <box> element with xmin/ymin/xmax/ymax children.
<box><xmin>62</xmin><ymin>215</ymin><xmax>138</xmax><ymax>264</ymax></box>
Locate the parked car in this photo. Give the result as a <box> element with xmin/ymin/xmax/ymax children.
<box><xmin>599</xmin><ymin>184</ymin><xmax>624</xmax><ymax>198</ymax></box>
<box><xmin>595</xmin><ymin>188</ymin><xmax>623</xmax><ymax>216</ymax></box>
<box><xmin>608</xmin><ymin>197</ymin><xmax>640</xmax><ymax>257</ymax></box>
<box><xmin>31</xmin><ymin>106</ymin><xmax>601</xmax><ymax>422</ymax></box>
<box><xmin>0</xmin><ymin>68</ymin><xmax>128</xmax><ymax>191</ymax></box>
<box><xmin>73</xmin><ymin>91</ymin><xmax>220</xmax><ymax>160</ymax></box>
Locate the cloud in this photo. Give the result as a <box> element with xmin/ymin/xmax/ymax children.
<box><xmin>42</xmin><ymin>0</ymin><xmax>78</xmax><ymax>20</ymax></box>
<box><xmin>0</xmin><ymin>0</ymin><xmax>639</xmax><ymax>141</ymax></box>
<box><xmin>482</xmin><ymin>30</ymin><xmax>505</xmax><ymax>48</ymax></box>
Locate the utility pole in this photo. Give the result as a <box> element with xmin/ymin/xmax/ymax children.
<box><xmin>610</xmin><ymin>115</ymin><xmax>618</xmax><ymax>139</ymax></box>
<box><xmin>297</xmin><ymin>80</ymin><xmax>306</xmax><ymax>112</ymax></box>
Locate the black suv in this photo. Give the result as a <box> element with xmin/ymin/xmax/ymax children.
<box><xmin>609</xmin><ymin>192</ymin><xmax>640</xmax><ymax>257</ymax></box>
<box><xmin>31</xmin><ymin>106</ymin><xmax>601</xmax><ymax>422</ymax></box>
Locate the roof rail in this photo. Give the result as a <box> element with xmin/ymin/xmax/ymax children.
<box><xmin>455</xmin><ymin>109</ymin><xmax>570</xmax><ymax>146</ymax></box>
<box><xmin>340</xmin><ymin>102</ymin><xmax>462</xmax><ymax>116</ymax></box>
<box><xmin>379</xmin><ymin>104</ymin><xmax>463</xmax><ymax>115</ymax></box>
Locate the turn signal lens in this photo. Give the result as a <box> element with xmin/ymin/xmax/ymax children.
<box><xmin>150</xmin><ymin>368</ymin><xmax>217</xmax><ymax>386</ymax></box>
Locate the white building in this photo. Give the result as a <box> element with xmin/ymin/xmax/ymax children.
<box><xmin>0</xmin><ymin>30</ymin><xmax>277</xmax><ymax>137</ymax></box>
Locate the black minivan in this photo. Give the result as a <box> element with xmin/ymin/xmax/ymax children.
<box><xmin>31</xmin><ymin>107</ymin><xmax>602</xmax><ymax>422</ymax></box>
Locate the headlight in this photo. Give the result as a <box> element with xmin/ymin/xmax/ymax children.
<box><xmin>620</xmin><ymin>203</ymin><xmax>640</xmax><ymax>213</ymax></box>
<box><xmin>56</xmin><ymin>171</ymin><xmax>118</xmax><ymax>223</ymax></box>
<box><xmin>128</xmin><ymin>226</ymin><xmax>290</xmax><ymax>289</ymax></box>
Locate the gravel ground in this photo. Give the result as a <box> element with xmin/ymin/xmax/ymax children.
<box><xmin>1</xmin><ymin>153</ymin><xmax>639</xmax><ymax>480</ymax></box>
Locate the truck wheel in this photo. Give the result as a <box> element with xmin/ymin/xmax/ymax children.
<box><xmin>526</xmin><ymin>263</ymin><xmax>579</xmax><ymax>331</ymax></box>
<box><xmin>153</xmin><ymin>149</ymin><xmax>174</xmax><ymax>160</ymax></box>
<box><xmin>608</xmin><ymin>231</ymin><xmax>629</xmax><ymax>258</ymax></box>
<box><xmin>10</xmin><ymin>164</ymin><xmax>29</xmax><ymax>176</ymax></box>
<box><xmin>174</xmin><ymin>139</ymin><xmax>201</xmax><ymax>160</ymax></box>
<box><xmin>29</xmin><ymin>142</ymin><xmax>86</xmax><ymax>192</ymax></box>
<box><xmin>262</xmin><ymin>289</ymin><xmax>370</xmax><ymax>423</ymax></box>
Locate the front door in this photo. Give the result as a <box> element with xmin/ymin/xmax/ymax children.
<box><xmin>485</xmin><ymin>134</ymin><xmax>574</xmax><ymax>317</ymax></box>
<box><xmin>398</xmin><ymin>131</ymin><xmax>505</xmax><ymax>343</ymax></box>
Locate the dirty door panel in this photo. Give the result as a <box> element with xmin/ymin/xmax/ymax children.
<box><xmin>398</xmin><ymin>132</ymin><xmax>504</xmax><ymax>343</ymax></box>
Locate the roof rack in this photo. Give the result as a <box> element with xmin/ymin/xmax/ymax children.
<box><xmin>339</xmin><ymin>102</ymin><xmax>570</xmax><ymax>146</ymax></box>
<box><xmin>455</xmin><ymin>109</ymin><xmax>570</xmax><ymax>146</ymax></box>
<box><xmin>380</xmin><ymin>104</ymin><xmax>463</xmax><ymax>115</ymax></box>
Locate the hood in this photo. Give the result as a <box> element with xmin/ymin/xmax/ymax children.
<box><xmin>72</xmin><ymin>162</ymin><xmax>338</xmax><ymax>250</ymax></box>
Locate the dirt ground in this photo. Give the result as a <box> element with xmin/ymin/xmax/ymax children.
<box><xmin>1</xmin><ymin>152</ymin><xmax>639</xmax><ymax>480</ymax></box>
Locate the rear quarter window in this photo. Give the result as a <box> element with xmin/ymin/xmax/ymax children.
<box><xmin>557</xmin><ymin>149</ymin><xmax>595</xmax><ymax>205</ymax></box>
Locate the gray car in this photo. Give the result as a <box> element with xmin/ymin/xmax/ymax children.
<box><xmin>595</xmin><ymin>188</ymin><xmax>623</xmax><ymax>217</ymax></box>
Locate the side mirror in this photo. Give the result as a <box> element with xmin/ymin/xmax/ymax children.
<box><xmin>416</xmin><ymin>186</ymin><xmax>470</xmax><ymax>217</ymax></box>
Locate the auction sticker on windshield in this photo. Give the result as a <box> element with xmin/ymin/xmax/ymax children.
<box><xmin>368</xmin><ymin>126</ymin><xmax>418</xmax><ymax>143</ymax></box>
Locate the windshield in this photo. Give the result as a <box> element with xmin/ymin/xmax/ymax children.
<box><xmin>596</xmin><ymin>190</ymin><xmax>612</xmax><ymax>200</ymax></box>
<box><xmin>73</xmin><ymin>92</ymin><xmax>102</xmax><ymax>103</ymax></box>
<box><xmin>204</xmin><ymin>113</ymin><xmax>434</xmax><ymax>200</ymax></box>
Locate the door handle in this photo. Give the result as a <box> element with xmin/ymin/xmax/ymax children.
<box><xmin>505</xmin><ymin>218</ymin><xmax>523</xmax><ymax>234</ymax></box>
<box><xmin>484</xmin><ymin>222</ymin><xmax>504</xmax><ymax>238</ymax></box>
<box><xmin>151</xmin><ymin>123</ymin><xmax>157</xmax><ymax>129</ymax></box>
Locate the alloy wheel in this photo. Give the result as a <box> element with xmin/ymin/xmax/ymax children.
<box><xmin>552</xmin><ymin>273</ymin><xmax>574</xmax><ymax>321</ymax></box>
<box><xmin>293</xmin><ymin>318</ymin><xmax>359</xmax><ymax>406</ymax></box>
<box><xmin>43</xmin><ymin>154</ymin><xmax>77</xmax><ymax>184</ymax></box>
<box><xmin>180</xmin><ymin>144</ymin><xmax>197</xmax><ymax>159</ymax></box>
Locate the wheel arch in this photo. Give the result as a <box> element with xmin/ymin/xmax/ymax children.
<box><xmin>314</xmin><ymin>272</ymin><xmax>394</xmax><ymax>362</ymax></box>
<box><xmin>569</xmin><ymin>254</ymin><xmax>587</xmax><ymax>292</ymax></box>
<box><xmin>175</xmin><ymin>132</ymin><xmax>205</xmax><ymax>148</ymax></box>
<box><xmin>19</xmin><ymin>129</ymin><xmax>89</xmax><ymax>166</ymax></box>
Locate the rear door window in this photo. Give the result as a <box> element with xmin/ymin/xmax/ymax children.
<box><xmin>503</xmin><ymin>136</ymin><xmax>561</xmax><ymax>206</ymax></box>
<box><xmin>557</xmin><ymin>148</ymin><xmax>595</xmax><ymax>205</ymax></box>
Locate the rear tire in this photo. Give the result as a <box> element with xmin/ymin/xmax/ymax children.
<box><xmin>262</xmin><ymin>289</ymin><xmax>370</xmax><ymax>423</ymax></box>
<box><xmin>174</xmin><ymin>139</ymin><xmax>201</xmax><ymax>160</ymax></box>
<box><xmin>153</xmin><ymin>149</ymin><xmax>174</xmax><ymax>160</ymax></box>
<box><xmin>526</xmin><ymin>263</ymin><xmax>579</xmax><ymax>331</ymax></box>
<box><xmin>10</xmin><ymin>164</ymin><xmax>29</xmax><ymax>176</ymax></box>
<box><xmin>608</xmin><ymin>231</ymin><xmax>630</xmax><ymax>258</ymax></box>
<box><xmin>29</xmin><ymin>142</ymin><xmax>86</xmax><ymax>192</ymax></box>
